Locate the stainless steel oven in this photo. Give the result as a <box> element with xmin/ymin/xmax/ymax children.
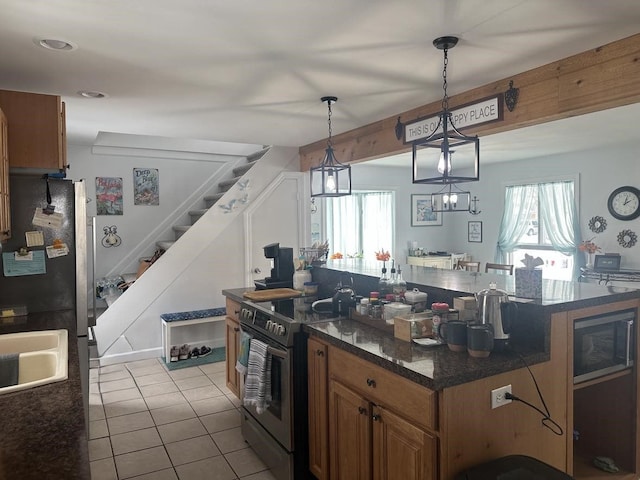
<box><xmin>238</xmin><ymin>299</ymin><xmax>312</xmax><ymax>480</ymax></box>
<box><xmin>573</xmin><ymin>309</ymin><xmax>635</xmax><ymax>384</ymax></box>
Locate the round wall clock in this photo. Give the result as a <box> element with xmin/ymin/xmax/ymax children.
<box><xmin>607</xmin><ymin>186</ymin><xmax>640</xmax><ymax>221</ymax></box>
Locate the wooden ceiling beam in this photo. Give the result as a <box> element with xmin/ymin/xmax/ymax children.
<box><xmin>299</xmin><ymin>33</ymin><xmax>640</xmax><ymax>172</ymax></box>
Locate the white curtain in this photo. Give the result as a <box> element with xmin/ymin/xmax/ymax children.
<box><xmin>326</xmin><ymin>191</ymin><xmax>394</xmax><ymax>259</ymax></box>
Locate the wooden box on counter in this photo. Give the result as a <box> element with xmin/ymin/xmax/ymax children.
<box><xmin>393</xmin><ymin>312</ymin><xmax>434</xmax><ymax>341</ymax></box>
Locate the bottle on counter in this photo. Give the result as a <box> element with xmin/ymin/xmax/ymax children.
<box><xmin>393</xmin><ymin>265</ymin><xmax>407</xmax><ymax>300</ymax></box>
<box><xmin>378</xmin><ymin>264</ymin><xmax>390</xmax><ymax>297</ymax></box>
<box><xmin>389</xmin><ymin>261</ymin><xmax>397</xmax><ymax>294</ymax></box>
<box><xmin>431</xmin><ymin>302</ymin><xmax>450</xmax><ymax>342</ymax></box>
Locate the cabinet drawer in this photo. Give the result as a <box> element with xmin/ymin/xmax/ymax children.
<box><xmin>329</xmin><ymin>346</ymin><xmax>437</xmax><ymax>431</ymax></box>
<box><xmin>226</xmin><ymin>298</ymin><xmax>240</xmax><ymax>322</ymax></box>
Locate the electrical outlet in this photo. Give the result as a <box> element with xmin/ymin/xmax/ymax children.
<box><xmin>491</xmin><ymin>385</ymin><xmax>512</xmax><ymax>409</ymax></box>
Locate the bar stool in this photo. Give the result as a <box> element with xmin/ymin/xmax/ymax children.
<box><xmin>485</xmin><ymin>262</ymin><xmax>514</xmax><ymax>275</ymax></box>
<box><xmin>457</xmin><ymin>261</ymin><xmax>481</xmax><ymax>272</ymax></box>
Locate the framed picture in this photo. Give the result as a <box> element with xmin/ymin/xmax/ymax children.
<box><xmin>95</xmin><ymin>177</ymin><xmax>123</xmax><ymax>215</ymax></box>
<box><xmin>468</xmin><ymin>221</ymin><xmax>482</xmax><ymax>243</ymax></box>
<box><xmin>133</xmin><ymin>168</ymin><xmax>159</xmax><ymax>205</ymax></box>
<box><xmin>411</xmin><ymin>194</ymin><xmax>442</xmax><ymax>226</ymax></box>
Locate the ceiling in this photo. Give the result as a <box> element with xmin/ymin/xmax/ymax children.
<box><xmin>1</xmin><ymin>0</ymin><xmax>639</xmax><ymax>159</ymax></box>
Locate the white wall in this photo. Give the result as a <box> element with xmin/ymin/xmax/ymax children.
<box><xmin>348</xmin><ymin>140</ymin><xmax>640</xmax><ymax>270</ymax></box>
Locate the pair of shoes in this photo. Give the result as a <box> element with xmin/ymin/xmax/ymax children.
<box><xmin>170</xmin><ymin>346</ymin><xmax>179</xmax><ymax>362</ymax></box>
<box><xmin>178</xmin><ymin>344</ymin><xmax>190</xmax><ymax>361</ymax></box>
<box><xmin>190</xmin><ymin>345</ymin><xmax>212</xmax><ymax>358</ymax></box>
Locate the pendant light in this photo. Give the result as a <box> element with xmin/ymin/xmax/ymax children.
<box><xmin>310</xmin><ymin>96</ymin><xmax>352</xmax><ymax>197</ymax></box>
<box><xmin>412</xmin><ymin>36</ymin><xmax>479</xmax><ymax>185</ymax></box>
<box><xmin>430</xmin><ymin>184</ymin><xmax>472</xmax><ymax>213</ymax></box>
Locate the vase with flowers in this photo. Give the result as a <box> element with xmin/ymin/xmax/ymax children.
<box><xmin>578</xmin><ymin>239</ymin><xmax>601</xmax><ymax>268</ymax></box>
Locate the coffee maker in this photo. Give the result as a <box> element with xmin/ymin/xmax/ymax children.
<box><xmin>254</xmin><ymin>243</ymin><xmax>295</xmax><ymax>290</ymax></box>
<box><xmin>475</xmin><ymin>283</ymin><xmax>517</xmax><ymax>351</ymax></box>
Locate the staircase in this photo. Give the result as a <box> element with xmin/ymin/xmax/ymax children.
<box><xmin>155</xmin><ymin>147</ymin><xmax>269</xmax><ymax>252</ymax></box>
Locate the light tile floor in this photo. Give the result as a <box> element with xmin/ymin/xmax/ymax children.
<box><xmin>89</xmin><ymin>358</ymin><xmax>276</xmax><ymax>480</ymax></box>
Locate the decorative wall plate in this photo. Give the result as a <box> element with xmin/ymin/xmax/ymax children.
<box><xmin>617</xmin><ymin>229</ymin><xmax>637</xmax><ymax>248</ymax></box>
<box><xmin>588</xmin><ymin>216</ymin><xmax>607</xmax><ymax>234</ymax></box>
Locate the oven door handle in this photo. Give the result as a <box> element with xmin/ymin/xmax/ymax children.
<box><xmin>267</xmin><ymin>346</ymin><xmax>288</xmax><ymax>359</ymax></box>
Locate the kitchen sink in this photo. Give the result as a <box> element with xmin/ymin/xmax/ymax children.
<box><xmin>0</xmin><ymin>329</ymin><xmax>68</xmax><ymax>394</ymax></box>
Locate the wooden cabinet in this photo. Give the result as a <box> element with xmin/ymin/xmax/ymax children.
<box><xmin>0</xmin><ymin>89</ymin><xmax>67</xmax><ymax>171</ymax></box>
<box><xmin>0</xmin><ymin>108</ymin><xmax>10</xmax><ymax>242</ymax></box>
<box><xmin>308</xmin><ymin>336</ymin><xmax>329</xmax><ymax>480</ymax></box>
<box><xmin>225</xmin><ymin>297</ymin><xmax>241</xmax><ymax>398</ymax></box>
<box><xmin>308</xmin><ymin>337</ymin><xmax>438</xmax><ymax>480</ymax></box>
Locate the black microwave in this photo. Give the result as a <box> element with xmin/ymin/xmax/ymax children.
<box><xmin>573</xmin><ymin>309</ymin><xmax>635</xmax><ymax>384</ymax></box>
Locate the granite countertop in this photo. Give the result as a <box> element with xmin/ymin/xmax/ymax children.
<box><xmin>0</xmin><ymin>310</ymin><xmax>90</xmax><ymax>480</ymax></box>
<box><xmin>321</xmin><ymin>259</ymin><xmax>640</xmax><ymax>311</ymax></box>
<box><xmin>305</xmin><ymin>318</ymin><xmax>547</xmax><ymax>391</ymax></box>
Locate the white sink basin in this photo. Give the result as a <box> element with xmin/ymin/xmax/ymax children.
<box><xmin>0</xmin><ymin>329</ymin><xmax>68</xmax><ymax>394</ymax></box>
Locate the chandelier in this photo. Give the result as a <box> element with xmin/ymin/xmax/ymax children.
<box><xmin>310</xmin><ymin>96</ymin><xmax>352</xmax><ymax>197</ymax></box>
<box><xmin>412</xmin><ymin>36</ymin><xmax>479</xmax><ymax>185</ymax></box>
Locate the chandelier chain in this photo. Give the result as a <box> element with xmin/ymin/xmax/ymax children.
<box><xmin>442</xmin><ymin>48</ymin><xmax>449</xmax><ymax>112</ymax></box>
<box><xmin>327</xmin><ymin>100</ymin><xmax>333</xmax><ymax>147</ymax></box>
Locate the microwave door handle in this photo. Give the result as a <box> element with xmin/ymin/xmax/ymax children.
<box><xmin>625</xmin><ymin>320</ymin><xmax>634</xmax><ymax>367</ymax></box>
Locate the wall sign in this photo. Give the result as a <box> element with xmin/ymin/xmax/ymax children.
<box><xmin>404</xmin><ymin>95</ymin><xmax>503</xmax><ymax>144</ymax></box>
<box><xmin>96</xmin><ymin>177</ymin><xmax>123</xmax><ymax>215</ymax></box>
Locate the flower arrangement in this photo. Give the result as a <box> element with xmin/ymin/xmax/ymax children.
<box><xmin>375</xmin><ymin>249</ymin><xmax>391</xmax><ymax>261</ymax></box>
<box><xmin>330</xmin><ymin>252</ymin><xmax>343</xmax><ymax>259</ymax></box>
<box><xmin>578</xmin><ymin>239</ymin><xmax>601</xmax><ymax>254</ymax></box>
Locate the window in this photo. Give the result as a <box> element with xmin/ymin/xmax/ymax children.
<box><xmin>496</xmin><ymin>180</ymin><xmax>580</xmax><ymax>281</ymax></box>
<box><xmin>325</xmin><ymin>191</ymin><xmax>394</xmax><ymax>260</ymax></box>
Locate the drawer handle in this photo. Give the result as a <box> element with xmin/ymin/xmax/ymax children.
<box><xmin>358</xmin><ymin>407</ymin><xmax>367</xmax><ymax>415</ymax></box>
<box><xmin>372</xmin><ymin>414</ymin><xmax>381</xmax><ymax>422</ymax></box>
<box><xmin>366</xmin><ymin>378</ymin><xmax>376</xmax><ymax>387</ymax></box>
<box><xmin>316</xmin><ymin>349</ymin><xmax>324</xmax><ymax>357</ymax></box>
<box><xmin>233</xmin><ymin>327</ymin><xmax>240</xmax><ymax>332</ymax></box>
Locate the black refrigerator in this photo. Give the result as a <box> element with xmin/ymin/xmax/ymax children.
<box><xmin>0</xmin><ymin>174</ymin><xmax>89</xmax><ymax>421</ymax></box>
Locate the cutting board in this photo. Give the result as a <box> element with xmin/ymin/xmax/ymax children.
<box><xmin>243</xmin><ymin>288</ymin><xmax>302</xmax><ymax>301</ymax></box>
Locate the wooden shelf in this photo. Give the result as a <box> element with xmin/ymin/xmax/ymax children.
<box><xmin>573</xmin><ymin>368</ymin><xmax>632</xmax><ymax>391</ymax></box>
<box><xmin>573</xmin><ymin>452</ymin><xmax>636</xmax><ymax>480</ymax></box>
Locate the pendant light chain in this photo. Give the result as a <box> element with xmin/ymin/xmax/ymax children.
<box><xmin>442</xmin><ymin>47</ymin><xmax>449</xmax><ymax>113</ymax></box>
<box><xmin>327</xmin><ymin>99</ymin><xmax>333</xmax><ymax>148</ymax></box>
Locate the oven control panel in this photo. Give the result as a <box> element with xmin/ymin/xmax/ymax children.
<box><xmin>241</xmin><ymin>306</ymin><xmax>287</xmax><ymax>337</ymax></box>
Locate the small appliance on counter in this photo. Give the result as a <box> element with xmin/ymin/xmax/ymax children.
<box><xmin>475</xmin><ymin>283</ymin><xmax>517</xmax><ymax>351</ymax></box>
<box><xmin>254</xmin><ymin>243</ymin><xmax>295</xmax><ymax>290</ymax></box>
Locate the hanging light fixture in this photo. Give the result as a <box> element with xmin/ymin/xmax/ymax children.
<box><xmin>430</xmin><ymin>184</ymin><xmax>472</xmax><ymax>213</ymax></box>
<box><xmin>412</xmin><ymin>36</ymin><xmax>479</xmax><ymax>185</ymax></box>
<box><xmin>310</xmin><ymin>96</ymin><xmax>352</xmax><ymax>197</ymax></box>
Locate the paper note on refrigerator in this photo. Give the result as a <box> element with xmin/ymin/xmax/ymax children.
<box><xmin>2</xmin><ymin>251</ymin><xmax>47</xmax><ymax>276</ymax></box>
<box><xmin>32</xmin><ymin>208</ymin><xmax>64</xmax><ymax>229</ymax></box>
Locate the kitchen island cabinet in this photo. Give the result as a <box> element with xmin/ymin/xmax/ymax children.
<box><xmin>307</xmin><ymin>261</ymin><xmax>640</xmax><ymax>479</ymax></box>
<box><xmin>225</xmin><ymin>297</ymin><xmax>241</xmax><ymax>398</ymax></box>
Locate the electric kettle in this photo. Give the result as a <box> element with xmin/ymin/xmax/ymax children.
<box><xmin>475</xmin><ymin>283</ymin><xmax>517</xmax><ymax>351</ymax></box>
<box><xmin>332</xmin><ymin>274</ymin><xmax>356</xmax><ymax>315</ymax></box>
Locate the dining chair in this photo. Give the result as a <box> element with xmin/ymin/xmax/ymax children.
<box><xmin>457</xmin><ymin>261</ymin><xmax>481</xmax><ymax>272</ymax></box>
<box><xmin>485</xmin><ymin>262</ymin><xmax>514</xmax><ymax>275</ymax></box>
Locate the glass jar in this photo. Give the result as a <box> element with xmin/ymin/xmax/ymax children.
<box><xmin>431</xmin><ymin>302</ymin><xmax>450</xmax><ymax>341</ymax></box>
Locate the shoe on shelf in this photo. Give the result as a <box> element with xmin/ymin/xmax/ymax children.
<box><xmin>170</xmin><ymin>346</ymin><xmax>179</xmax><ymax>362</ymax></box>
<box><xmin>190</xmin><ymin>347</ymin><xmax>201</xmax><ymax>358</ymax></box>
<box><xmin>199</xmin><ymin>346</ymin><xmax>212</xmax><ymax>357</ymax></box>
<box><xmin>178</xmin><ymin>344</ymin><xmax>190</xmax><ymax>361</ymax></box>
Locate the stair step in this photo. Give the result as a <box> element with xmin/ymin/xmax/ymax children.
<box><xmin>246</xmin><ymin>147</ymin><xmax>269</xmax><ymax>162</ymax></box>
<box><xmin>233</xmin><ymin>160</ymin><xmax>257</xmax><ymax>177</ymax></box>
<box><xmin>156</xmin><ymin>240</ymin><xmax>175</xmax><ymax>251</ymax></box>
<box><xmin>218</xmin><ymin>176</ymin><xmax>241</xmax><ymax>191</ymax></box>
<box><xmin>188</xmin><ymin>209</ymin><xmax>208</xmax><ymax>223</ymax></box>
<box><xmin>173</xmin><ymin>225</ymin><xmax>190</xmax><ymax>239</ymax></box>
<box><xmin>204</xmin><ymin>193</ymin><xmax>224</xmax><ymax>207</ymax></box>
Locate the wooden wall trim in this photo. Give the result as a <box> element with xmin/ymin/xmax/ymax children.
<box><xmin>299</xmin><ymin>33</ymin><xmax>640</xmax><ymax>171</ymax></box>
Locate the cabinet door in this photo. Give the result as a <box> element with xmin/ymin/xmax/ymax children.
<box><xmin>225</xmin><ymin>315</ymin><xmax>241</xmax><ymax>398</ymax></box>
<box><xmin>372</xmin><ymin>405</ymin><xmax>438</xmax><ymax>480</ymax></box>
<box><xmin>0</xmin><ymin>108</ymin><xmax>9</xmax><ymax>242</ymax></box>
<box><xmin>0</xmin><ymin>90</ymin><xmax>65</xmax><ymax>170</ymax></box>
<box><xmin>308</xmin><ymin>337</ymin><xmax>329</xmax><ymax>480</ymax></box>
<box><xmin>329</xmin><ymin>379</ymin><xmax>371</xmax><ymax>480</ymax></box>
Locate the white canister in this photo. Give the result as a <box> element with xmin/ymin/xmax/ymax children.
<box><xmin>293</xmin><ymin>269</ymin><xmax>312</xmax><ymax>291</ymax></box>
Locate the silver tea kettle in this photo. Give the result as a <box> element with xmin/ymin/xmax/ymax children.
<box><xmin>475</xmin><ymin>283</ymin><xmax>517</xmax><ymax>351</ymax></box>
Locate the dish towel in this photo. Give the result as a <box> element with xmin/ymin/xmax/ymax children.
<box><xmin>235</xmin><ymin>330</ymin><xmax>252</xmax><ymax>375</ymax></box>
<box><xmin>243</xmin><ymin>339</ymin><xmax>272</xmax><ymax>414</ymax></box>
<box><xmin>0</xmin><ymin>353</ymin><xmax>19</xmax><ymax>388</ymax></box>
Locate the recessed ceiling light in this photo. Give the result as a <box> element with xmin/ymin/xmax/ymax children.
<box><xmin>34</xmin><ymin>37</ymin><xmax>77</xmax><ymax>51</ymax></box>
<box><xmin>78</xmin><ymin>91</ymin><xmax>107</xmax><ymax>99</ymax></box>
